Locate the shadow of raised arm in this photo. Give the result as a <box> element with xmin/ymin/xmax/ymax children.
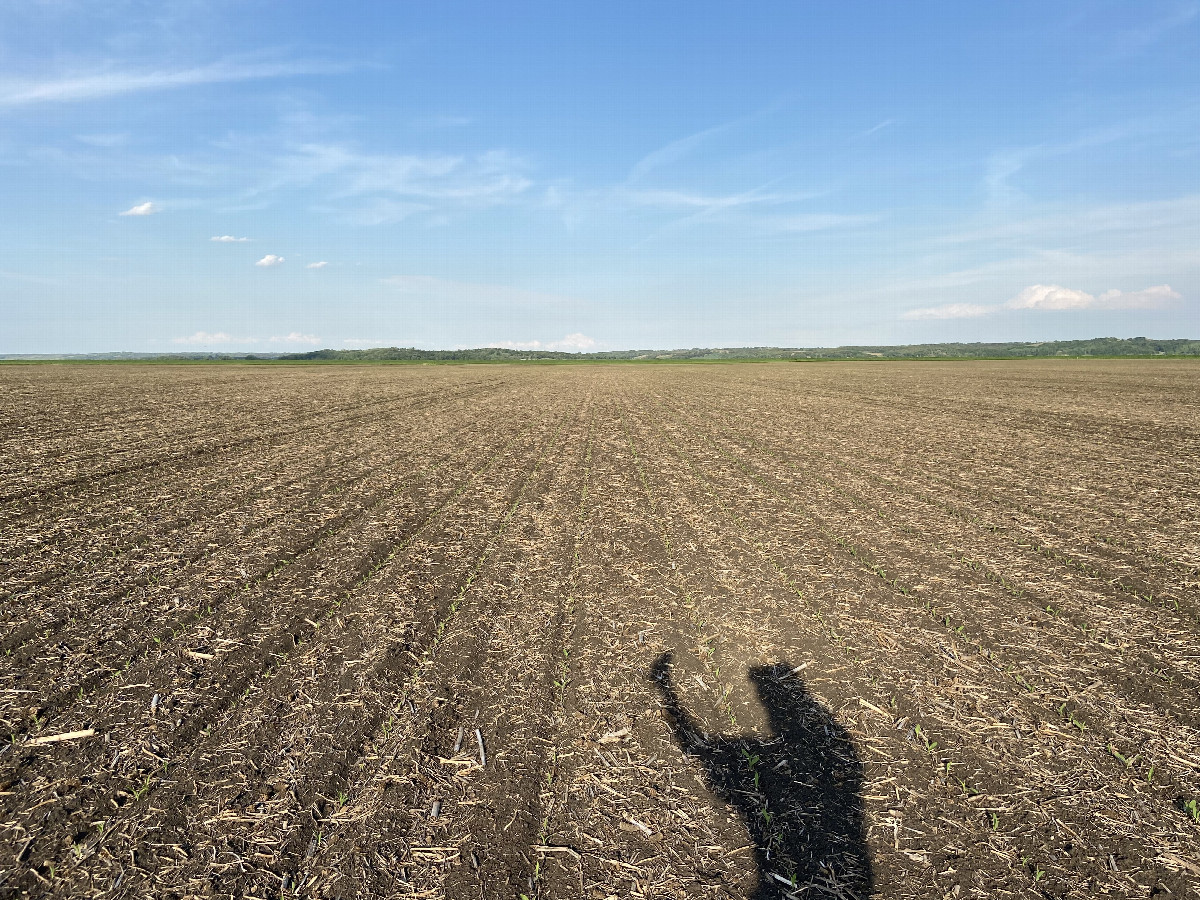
<box><xmin>649</xmin><ymin>653</ymin><xmax>873</xmax><ymax>899</ymax></box>
<box><xmin>651</xmin><ymin>652</ymin><xmax>707</xmax><ymax>754</ymax></box>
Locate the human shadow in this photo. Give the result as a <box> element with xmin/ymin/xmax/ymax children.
<box><xmin>651</xmin><ymin>653</ymin><xmax>873</xmax><ymax>899</ymax></box>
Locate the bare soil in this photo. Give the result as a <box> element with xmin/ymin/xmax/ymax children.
<box><xmin>1</xmin><ymin>360</ymin><xmax>1197</xmax><ymax>899</ymax></box>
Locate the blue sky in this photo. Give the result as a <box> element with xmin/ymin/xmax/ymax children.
<box><xmin>1</xmin><ymin>1</ymin><xmax>1198</xmax><ymax>352</ymax></box>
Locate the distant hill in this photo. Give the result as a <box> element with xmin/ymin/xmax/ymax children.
<box><xmin>279</xmin><ymin>336</ymin><xmax>1200</xmax><ymax>361</ymax></box>
<box><xmin>3</xmin><ymin>337</ymin><xmax>1197</xmax><ymax>362</ymax></box>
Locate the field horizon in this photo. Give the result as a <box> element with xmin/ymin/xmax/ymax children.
<box><xmin>2</xmin><ymin>335</ymin><xmax>1199</xmax><ymax>364</ymax></box>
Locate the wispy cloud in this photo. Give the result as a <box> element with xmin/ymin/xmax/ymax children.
<box><xmin>242</xmin><ymin>143</ymin><xmax>530</xmax><ymax>221</ymax></box>
<box><xmin>381</xmin><ymin>274</ymin><xmax>576</xmax><ymax>309</ymax></box>
<box><xmin>934</xmin><ymin>192</ymin><xmax>1200</xmax><ymax>248</ymax></box>
<box><xmin>413</xmin><ymin>114</ymin><xmax>473</xmax><ymax>128</ymax></box>
<box><xmin>255</xmin><ymin>254</ymin><xmax>284</xmax><ymax>267</ymax></box>
<box><xmin>621</xmin><ymin>186</ymin><xmax>826</xmax><ymax>211</ymax></box>
<box><xmin>119</xmin><ymin>201</ymin><xmax>158</xmax><ymax>216</ymax></box>
<box><xmin>306</xmin><ymin>261</ymin><xmax>328</xmax><ymax>269</ymax></box>
<box><xmin>981</xmin><ymin>129</ymin><xmax>1130</xmax><ymax>206</ymax></box>
<box><xmin>211</xmin><ymin>235</ymin><xmax>251</xmax><ymax>242</ymax></box>
<box><xmin>758</xmin><ymin>212</ymin><xmax>881</xmax><ymax>232</ymax></box>
<box><xmin>0</xmin><ymin>58</ymin><xmax>356</xmax><ymax>107</ymax></box>
<box><xmin>629</xmin><ymin>120</ymin><xmax>738</xmax><ymax>182</ymax></box>
<box><xmin>627</xmin><ymin>102</ymin><xmax>781</xmax><ymax>182</ymax></box>
<box><xmin>75</xmin><ymin>133</ymin><xmax>127</xmax><ymax>147</ymax></box>
<box><xmin>859</xmin><ymin>119</ymin><xmax>895</xmax><ymax>139</ymax></box>
<box><xmin>1115</xmin><ymin>4</ymin><xmax>1199</xmax><ymax>55</ymax></box>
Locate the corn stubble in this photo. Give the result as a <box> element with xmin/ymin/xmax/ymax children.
<box><xmin>0</xmin><ymin>360</ymin><xmax>1197</xmax><ymax>899</ymax></box>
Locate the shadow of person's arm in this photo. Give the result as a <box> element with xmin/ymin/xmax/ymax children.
<box><xmin>651</xmin><ymin>652</ymin><xmax>706</xmax><ymax>754</ymax></box>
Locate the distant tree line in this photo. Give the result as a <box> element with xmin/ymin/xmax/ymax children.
<box><xmin>278</xmin><ymin>336</ymin><xmax>1200</xmax><ymax>361</ymax></box>
<box><xmin>4</xmin><ymin>336</ymin><xmax>1198</xmax><ymax>362</ymax></box>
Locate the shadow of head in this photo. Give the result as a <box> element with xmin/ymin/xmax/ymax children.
<box><xmin>652</xmin><ymin>653</ymin><xmax>873</xmax><ymax>899</ymax></box>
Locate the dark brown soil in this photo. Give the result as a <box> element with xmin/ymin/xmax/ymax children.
<box><xmin>1</xmin><ymin>361</ymin><xmax>1197</xmax><ymax>899</ymax></box>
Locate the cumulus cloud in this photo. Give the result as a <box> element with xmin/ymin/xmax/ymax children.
<box><xmin>268</xmin><ymin>332</ymin><xmax>321</xmax><ymax>345</ymax></box>
<box><xmin>1006</xmin><ymin>284</ymin><xmax>1097</xmax><ymax>310</ymax></box>
<box><xmin>554</xmin><ymin>332</ymin><xmax>597</xmax><ymax>351</ymax></box>
<box><xmin>489</xmin><ymin>333</ymin><xmax>598</xmax><ymax>352</ymax></box>
<box><xmin>306</xmin><ymin>261</ymin><xmax>328</xmax><ymax>269</ymax></box>
<box><xmin>1007</xmin><ymin>283</ymin><xmax>1180</xmax><ymax>310</ymax></box>
<box><xmin>211</xmin><ymin>235</ymin><xmax>251</xmax><ymax>242</ymax></box>
<box><xmin>172</xmin><ymin>330</ymin><xmax>320</xmax><ymax>346</ymax></box>
<box><xmin>172</xmin><ymin>331</ymin><xmax>238</xmax><ymax>345</ymax></box>
<box><xmin>901</xmin><ymin>303</ymin><xmax>993</xmax><ymax>320</ymax></box>
<box><xmin>255</xmin><ymin>254</ymin><xmax>284</xmax><ymax>267</ymax></box>
<box><xmin>119</xmin><ymin>201</ymin><xmax>158</xmax><ymax>216</ymax></box>
<box><xmin>902</xmin><ymin>283</ymin><xmax>1182</xmax><ymax>320</ymax></box>
<box><xmin>1095</xmin><ymin>285</ymin><xmax>1181</xmax><ymax>309</ymax></box>
<box><xmin>340</xmin><ymin>338</ymin><xmax>402</xmax><ymax>349</ymax></box>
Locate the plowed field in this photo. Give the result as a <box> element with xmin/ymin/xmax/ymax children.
<box><xmin>1</xmin><ymin>361</ymin><xmax>1198</xmax><ymax>900</ymax></box>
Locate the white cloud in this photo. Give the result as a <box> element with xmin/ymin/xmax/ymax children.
<box><xmin>1006</xmin><ymin>284</ymin><xmax>1096</xmax><ymax>310</ymax></box>
<box><xmin>901</xmin><ymin>303</ymin><xmax>993</xmax><ymax>320</ymax></box>
<box><xmin>555</xmin><ymin>332</ymin><xmax>597</xmax><ymax>351</ymax></box>
<box><xmin>306</xmin><ymin>261</ymin><xmax>328</xmax><ymax>269</ymax></box>
<box><xmin>211</xmin><ymin>235</ymin><xmax>251</xmax><ymax>242</ymax></box>
<box><xmin>341</xmin><ymin>338</ymin><xmax>403</xmax><ymax>349</ymax></box>
<box><xmin>0</xmin><ymin>59</ymin><xmax>356</xmax><ymax>107</ymax></box>
<box><xmin>900</xmin><ymin>282</ymin><xmax>1182</xmax><ymax>320</ymax></box>
<box><xmin>172</xmin><ymin>330</ymin><xmax>320</xmax><ymax>346</ymax></box>
<box><xmin>119</xmin><ymin>201</ymin><xmax>158</xmax><ymax>216</ymax></box>
<box><xmin>1095</xmin><ymin>284</ymin><xmax>1182</xmax><ymax>309</ymax></box>
<box><xmin>172</xmin><ymin>331</ymin><xmax>239</xmax><ymax>345</ymax></box>
<box><xmin>1007</xmin><ymin>283</ymin><xmax>1180</xmax><ymax>310</ymax></box>
<box><xmin>255</xmin><ymin>254</ymin><xmax>284</xmax><ymax>267</ymax></box>
<box><xmin>489</xmin><ymin>333</ymin><xmax>598</xmax><ymax>352</ymax></box>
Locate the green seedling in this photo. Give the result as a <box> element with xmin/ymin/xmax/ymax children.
<box><xmin>133</xmin><ymin>776</ymin><xmax>152</xmax><ymax>801</ymax></box>
<box><xmin>1185</xmin><ymin>798</ymin><xmax>1200</xmax><ymax>824</ymax></box>
<box><xmin>990</xmin><ymin>812</ymin><xmax>999</xmax><ymax>830</ymax></box>
<box><xmin>914</xmin><ymin>724</ymin><xmax>937</xmax><ymax>752</ymax></box>
<box><xmin>1058</xmin><ymin>704</ymin><xmax>1087</xmax><ymax>732</ymax></box>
